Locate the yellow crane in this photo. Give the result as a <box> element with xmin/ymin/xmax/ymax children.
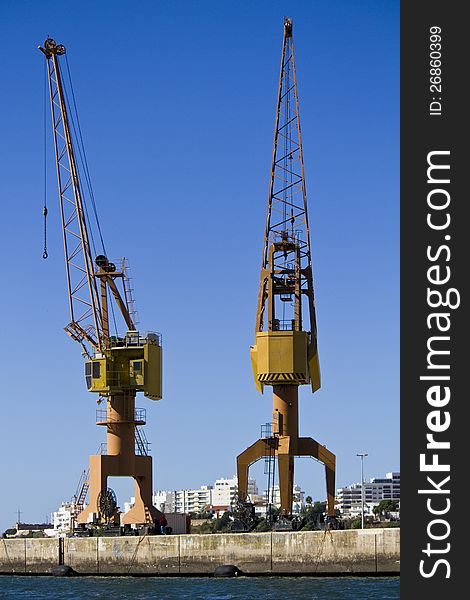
<box><xmin>39</xmin><ymin>37</ymin><xmax>162</xmax><ymax>527</ymax></box>
<box><xmin>236</xmin><ymin>19</ymin><xmax>336</xmax><ymax>522</ymax></box>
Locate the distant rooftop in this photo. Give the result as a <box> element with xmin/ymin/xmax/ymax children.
<box><xmin>16</xmin><ymin>522</ymin><xmax>52</xmax><ymax>531</ymax></box>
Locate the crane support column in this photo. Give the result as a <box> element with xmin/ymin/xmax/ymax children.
<box><xmin>107</xmin><ymin>393</ymin><xmax>137</xmax><ymax>471</ymax></box>
<box><xmin>272</xmin><ymin>385</ymin><xmax>299</xmax><ymax>440</ymax></box>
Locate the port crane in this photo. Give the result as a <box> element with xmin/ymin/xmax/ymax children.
<box><xmin>39</xmin><ymin>37</ymin><xmax>162</xmax><ymax>527</ymax></box>
<box><xmin>236</xmin><ymin>18</ymin><xmax>336</xmax><ymax>521</ymax></box>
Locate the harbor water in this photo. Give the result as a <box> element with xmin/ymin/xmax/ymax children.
<box><xmin>0</xmin><ymin>576</ymin><xmax>399</xmax><ymax>599</ymax></box>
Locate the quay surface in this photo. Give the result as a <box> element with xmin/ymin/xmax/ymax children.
<box><xmin>0</xmin><ymin>528</ymin><xmax>399</xmax><ymax>576</ymax></box>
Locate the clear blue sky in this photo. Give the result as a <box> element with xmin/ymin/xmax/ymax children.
<box><xmin>0</xmin><ymin>0</ymin><xmax>399</xmax><ymax>532</ymax></box>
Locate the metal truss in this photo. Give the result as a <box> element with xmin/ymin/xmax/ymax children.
<box><xmin>44</xmin><ymin>41</ymin><xmax>103</xmax><ymax>354</ymax></box>
<box><xmin>256</xmin><ymin>18</ymin><xmax>318</xmax><ymax>345</ymax></box>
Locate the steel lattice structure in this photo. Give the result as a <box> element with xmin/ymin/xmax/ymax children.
<box><xmin>263</xmin><ymin>17</ymin><xmax>310</xmax><ymax>259</ymax></box>
<box><xmin>44</xmin><ymin>41</ymin><xmax>103</xmax><ymax>355</ymax></box>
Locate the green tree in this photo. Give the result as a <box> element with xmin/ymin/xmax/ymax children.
<box><xmin>190</xmin><ymin>509</ymin><xmax>213</xmax><ymax>520</ymax></box>
<box><xmin>378</xmin><ymin>500</ymin><xmax>399</xmax><ymax>516</ymax></box>
<box><xmin>305</xmin><ymin>496</ymin><xmax>313</xmax><ymax>506</ymax></box>
<box><xmin>350</xmin><ymin>517</ymin><xmax>362</xmax><ymax>529</ymax></box>
<box><xmin>192</xmin><ymin>521</ymin><xmax>214</xmax><ymax>534</ymax></box>
<box><xmin>212</xmin><ymin>511</ymin><xmax>232</xmax><ymax>532</ymax></box>
<box><xmin>299</xmin><ymin>502</ymin><xmax>326</xmax><ymax>530</ymax></box>
<box><xmin>254</xmin><ymin>519</ymin><xmax>271</xmax><ymax>532</ymax></box>
<box><xmin>312</xmin><ymin>502</ymin><xmax>326</xmax><ymax>514</ymax></box>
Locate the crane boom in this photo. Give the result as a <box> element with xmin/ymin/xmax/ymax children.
<box><xmin>40</xmin><ymin>38</ymin><xmax>102</xmax><ymax>355</ymax></box>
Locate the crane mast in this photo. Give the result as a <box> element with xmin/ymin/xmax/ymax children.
<box><xmin>40</xmin><ymin>38</ymin><xmax>162</xmax><ymax>528</ymax></box>
<box><xmin>237</xmin><ymin>18</ymin><xmax>336</xmax><ymax>521</ymax></box>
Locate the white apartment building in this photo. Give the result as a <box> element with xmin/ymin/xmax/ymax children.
<box><xmin>124</xmin><ymin>491</ymin><xmax>176</xmax><ymax>514</ymax></box>
<box><xmin>153</xmin><ymin>491</ymin><xmax>175</xmax><ymax>513</ymax></box>
<box><xmin>173</xmin><ymin>485</ymin><xmax>214</xmax><ymax>514</ymax></box>
<box><xmin>269</xmin><ymin>484</ymin><xmax>305</xmax><ymax>514</ymax></box>
<box><xmin>147</xmin><ymin>477</ymin><xmax>258</xmax><ymax>515</ymax></box>
<box><xmin>336</xmin><ymin>472</ymin><xmax>400</xmax><ymax>516</ymax></box>
<box><xmin>212</xmin><ymin>476</ymin><xmax>258</xmax><ymax>508</ymax></box>
<box><xmin>51</xmin><ymin>502</ymin><xmax>80</xmax><ymax>536</ymax></box>
<box><xmin>124</xmin><ymin>487</ymin><xmax>212</xmax><ymax>516</ymax></box>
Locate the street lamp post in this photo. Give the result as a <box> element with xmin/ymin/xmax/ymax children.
<box><xmin>356</xmin><ymin>453</ymin><xmax>368</xmax><ymax>529</ymax></box>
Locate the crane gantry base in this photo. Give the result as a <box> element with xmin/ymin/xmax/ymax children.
<box><xmin>237</xmin><ymin>435</ymin><xmax>336</xmax><ymax>517</ymax></box>
<box><xmin>77</xmin><ymin>392</ymin><xmax>161</xmax><ymax>527</ymax></box>
<box><xmin>77</xmin><ymin>453</ymin><xmax>161</xmax><ymax>526</ymax></box>
<box><xmin>237</xmin><ymin>385</ymin><xmax>336</xmax><ymax>517</ymax></box>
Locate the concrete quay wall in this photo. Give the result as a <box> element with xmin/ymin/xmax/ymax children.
<box><xmin>0</xmin><ymin>528</ymin><xmax>399</xmax><ymax>575</ymax></box>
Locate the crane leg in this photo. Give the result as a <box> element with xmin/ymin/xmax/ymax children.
<box><xmin>77</xmin><ymin>454</ymin><xmax>159</xmax><ymax>526</ymax></box>
<box><xmin>237</xmin><ymin>438</ymin><xmax>272</xmax><ymax>501</ymax></box>
<box><xmin>278</xmin><ymin>454</ymin><xmax>295</xmax><ymax>514</ymax></box>
<box><xmin>122</xmin><ymin>456</ymin><xmax>160</xmax><ymax>525</ymax></box>
<box><xmin>297</xmin><ymin>437</ymin><xmax>336</xmax><ymax>517</ymax></box>
<box><xmin>77</xmin><ymin>454</ymin><xmax>117</xmax><ymax>524</ymax></box>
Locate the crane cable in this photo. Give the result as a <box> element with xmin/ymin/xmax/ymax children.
<box><xmin>42</xmin><ymin>58</ymin><xmax>48</xmax><ymax>259</ymax></box>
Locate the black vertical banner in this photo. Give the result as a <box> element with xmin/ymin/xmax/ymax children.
<box><xmin>401</xmin><ymin>1</ymin><xmax>466</xmax><ymax>597</ymax></box>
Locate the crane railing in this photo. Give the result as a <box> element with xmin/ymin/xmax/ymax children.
<box><xmin>96</xmin><ymin>407</ymin><xmax>146</xmax><ymax>425</ymax></box>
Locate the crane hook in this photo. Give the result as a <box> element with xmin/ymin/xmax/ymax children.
<box><xmin>42</xmin><ymin>205</ymin><xmax>48</xmax><ymax>259</ymax></box>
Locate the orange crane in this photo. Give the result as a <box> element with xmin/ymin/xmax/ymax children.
<box><xmin>39</xmin><ymin>38</ymin><xmax>162</xmax><ymax>527</ymax></box>
<box><xmin>236</xmin><ymin>18</ymin><xmax>336</xmax><ymax>522</ymax></box>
